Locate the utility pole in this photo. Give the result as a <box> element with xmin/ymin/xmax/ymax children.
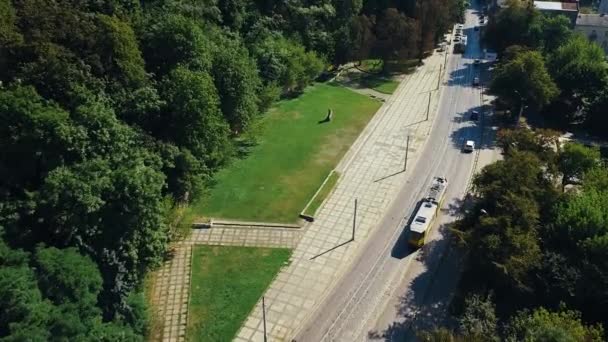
<box><xmin>426</xmin><ymin>93</ymin><xmax>432</xmax><ymax>121</ymax></box>
<box><xmin>437</xmin><ymin>65</ymin><xmax>442</xmax><ymax>90</ymax></box>
<box><xmin>404</xmin><ymin>135</ymin><xmax>410</xmax><ymax>171</ymax></box>
<box><xmin>352</xmin><ymin>199</ymin><xmax>357</xmax><ymax>241</ymax></box>
<box><xmin>262</xmin><ymin>296</ymin><xmax>267</xmax><ymax>342</ymax></box>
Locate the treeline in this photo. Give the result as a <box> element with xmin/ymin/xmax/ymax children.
<box><xmin>0</xmin><ymin>0</ymin><xmax>464</xmax><ymax>339</ymax></box>
<box><xmin>485</xmin><ymin>0</ymin><xmax>608</xmax><ymax>136</ymax></box>
<box><xmin>422</xmin><ymin>129</ymin><xmax>608</xmax><ymax>341</ymax></box>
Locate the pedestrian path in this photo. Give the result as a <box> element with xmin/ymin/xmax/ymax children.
<box><xmin>148</xmin><ymin>225</ymin><xmax>303</xmax><ymax>342</ymax></box>
<box><xmin>186</xmin><ymin>227</ymin><xmax>301</xmax><ymax>249</ymax></box>
<box><xmin>149</xmin><ymin>244</ymin><xmax>192</xmax><ymax>342</ymax></box>
<box><xmin>236</xmin><ymin>50</ymin><xmax>448</xmax><ymax>342</ymax></box>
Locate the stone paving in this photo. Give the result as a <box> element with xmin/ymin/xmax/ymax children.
<box><xmin>236</xmin><ymin>50</ymin><xmax>448</xmax><ymax>342</ymax></box>
<box><xmin>149</xmin><ymin>244</ymin><xmax>192</xmax><ymax>342</ymax></box>
<box><xmin>186</xmin><ymin>227</ymin><xmax>301</xmax><ymax>249</ymax></box>
<box><xmin>148</xmin><ymin>225</ymin><xmax>303</xmax><ymax>342</ymax></box>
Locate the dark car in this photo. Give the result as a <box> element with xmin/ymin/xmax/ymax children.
<box><xmin>471</xmin><ymin>111</ymin><xmax>479</xmax><ymax>121</ymax></box>
<box><xmin>474</xmin><ymin>26</ymin><xmax>479</xmax><ymax>31</ymax></box>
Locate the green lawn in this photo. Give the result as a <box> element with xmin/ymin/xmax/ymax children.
<box><xmin>187</xmin><ymin>246</ymin><xmax>291</xmax><ymax>342</ymax></box>
<box><xmin>194</xmin><ymin>83</ymin><xmax>381</xmax><ymax>222</ymax></box>
<box><xmin>362</xmin><ymin>76</ymin><xmax>400</xmax><ymax>94</ymax></box>
<box><xmin>303</xmin><ymin>171</ymin><xmax>340</xmax><ymax>218</ymax></box>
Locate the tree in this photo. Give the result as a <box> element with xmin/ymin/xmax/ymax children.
<box><xmin>528</xmin><ymin>14</ymin><xmax>572</xmax><ymax>52</ymax></box>
<box><xmin>95</xmin><ymin>14</ymin><xmax>147</xmax><ymax>87</ymax></box>
<box><xmin>34</xmin><ymin>247</ymin><xmax>102</xmax><ymax>311</ymax></box>
<box><xmin>160</xmin><ymin>66</ymin><xmax>230</xmax><ymax>167</ymax></box>
<box><xmin>211</xmin><ymin>41</ymin><xmax>261</xmax><ymax>133</ymax></box>
<box><xmin>485</xmin><ymin>0</ymin><xmax>539</xmax><ymax>52</ymax></box>
<box><xmin>0</xmin><ymin>85</ymin><xmax>76</xmax><ymax>191</ymax></box>
<box><xmin>582</xmin><ymin>166</ymin><xmax>608</xmax><ymax>192</ymax></box>
<box><xmin>37</xmin><ymin>152</ymin><xmax>169</xmax><ymax>316</ymax></box>
<box><xmin>459</xmin><ymin>294</ymin><xmax>498</xmax><ymax>340</ymax></box>
<box><xmin>547</xmin><ymin>35</ymin><xmax>608</xmax><ymax>119</ymax></box>
<box><xmin>585</xmin><ymin>87</ymin><xmax>608</xmax><ymax>137</ymax></box>
<box><xmin>505</xmin><ymin>307</ymin><xmax>604</xmax><ymax>342</ymax></box>
<box><xmin>558</xmin><ymin>143</ymin><xmax>601</xmax><ymax>191</ymax></box>
<box><xmin>140</xmin><ymin>13</ymin><xmax>212</xmax><ymax>76</ymax></box>
<box><xmin>349</xmin><ymin>15</ymin><xmax>376</xmax><ymax>62</ymax></box>
<box><xmin>490</xmin><ymin>50</ymin><xmax>558</xmax><ymax>110</ymax></box>
<box><xmin>253</xmin><ymin>36</ymin><xmax>324</xmax><ymax>95</ymax></box>
<box><xmin>0</xmin><ymin>237</ymin><xmax>51</xmax><ymax>339</ymax></box>
<box><xmin>374</xmin><ymin>8</ymin><xmax>419</xmax><ymax>63</ymax></box>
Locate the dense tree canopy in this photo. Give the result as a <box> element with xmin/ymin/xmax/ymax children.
<box><xmin>449</xmin><ymin>128</ymin><xmax>608</xmax><ymax>339</ymax></box>
<box><xmin>490</xmin><ymin>50</ymin><xmax>558</xmax><ymax>110</ymax></box>
<box><xmin>0</xmin><ymin>0</ymin><xmax>465</xmax><ymax>338</ymax></box>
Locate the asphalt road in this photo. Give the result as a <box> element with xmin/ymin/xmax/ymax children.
<box><xmin>293</xmin><ymin>3</ymin><xmax>491</xmax><ymax>341</ymax></box>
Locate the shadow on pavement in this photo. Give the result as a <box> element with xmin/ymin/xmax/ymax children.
<box><xmin>449</xmin><ymin>104</ymin><xmax>496</xmax><ymax>152</ymax></box>
<box><xmin>369</xmin><ymin>223</ymin><xmax>462</xmax><ymax>341</ymax></box>
<box><xmin>390</xmin><ymin>200</ymin><xmax>424</xmax><ymax>260</ymax></box>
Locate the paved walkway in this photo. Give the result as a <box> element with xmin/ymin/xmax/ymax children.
<box><xmin>149</xmin><ymin>244</ymin><xmax>192</xmax><ymax>342</ymax></box>
<box><xmin>186</xmin><ymin>227</ymin><xmax>301</xmax><ymax>249</ymax></box>
<box><xmin>236</xmin><ymin>50</ymin><xmax>448</xmax><ymax>342</ymax></box>
<box><xmin>148</xmin><ymin>226</ymin><xmax>302</xmax><ymax>341</ymax></box>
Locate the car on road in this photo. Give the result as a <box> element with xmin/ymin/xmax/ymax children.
<box><xmin>474</xmin><ymin>26</ymin><xmax>479</xmax><ymax>31</ymax></box>
<box><xmin>470</xmin><ymin>111</ymin><xmax>479</xmax><ymax>121</ymax></box>
<box><xmin>463</xmin><ymin>140</ymin><xmax>475</xmax><ymax>153</ymax></box>
<box><xmin>474</xmin><ymin>59</ymin><xmax>481</xmax><ymax>66</ymax></box>
<box><xmin>473</xmin><ymin>77</ymin><xmax>480</xmax><ymax>86</ymax></box>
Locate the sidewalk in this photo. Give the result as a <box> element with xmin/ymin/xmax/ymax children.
<box><xmin>149</xmin><ymin>226</ymin><xmax>302</xmax><ymax>341</ymax></box>
<box><xmin>236</xmin><ymin>50</ymin><xmax>448</xmax><ymax>342</ymax></box>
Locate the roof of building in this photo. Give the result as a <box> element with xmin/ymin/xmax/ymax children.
<box><xmin>576</xmin><ymin>13</ymin><xmax>608</xmax><ymax>27</ymax></box>
<box><xmin>534</xmin><ymin>1</ymin><xmax>578</xmax><ymax>11</ymax></box>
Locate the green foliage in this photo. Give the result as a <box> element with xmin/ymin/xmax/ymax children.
<box><xmin>485</xmin><ymin>0</ymin><xmax>539</xmax><ymax>52</ymax></box>
<box><xmin>558</xmin><ymin>143</ymin><xmax>601</xmax><ymax>190</ymax></box>
<box><xmin>375</xmin><ymin>8</ymin><xmax>419</xmax><ymax>61</ymax></box>
<box><xmin>455</xmin><ymin>127</ymin><xmax>608</xmax><ymax>334</ymax></box>
<box><xmin>490</xmin><ymin>50</ymin><xmax>558</xmax><ymax>109</ymax></box>
<box><xmin>0</xmin><ymin>235</ymin><xmax>143</xmax><ymax>340</ymax></box>
<box><xmin>160</xmin><ymin>66</ymin><xmax>230</xmax><ymax>167</ymax></box>
<box><xmin>140</xmin><ymin>13</ymin><xmax>212</xmax><ymax>76</ymax></box>
<box><xmin>211</xmin><ymin>41</ymin><xmax>261</xmax><ymax>132</ymax></box>
<box><xmin>528</xmin><ymin>15</ymin><xmax>572</xmax><ymax>52</ymax></box>
<box><xmin>505</xmin><ymin>307</ymin><xmax>604</xmax><ymax>342</ymax></box>
<box><xmin>548</xmin><ymin>35</ymin><xmax>608</xmax><ymax>101</ymax></box>
<box><xmin>0</xmin><ymin>0</ymin><xmax>466</xmax><ymax>338</ymax></box>
<box><xmin>253</xmin><ymin>36</ymin><xmax>325</xmax><ymax>95</ymax></box>
<box><xmin>459</xmin><ymin>294</ymin><xmax>498</xmax><ymax>340</ymax></box>
<box><xmin>34</xmin><ymin>247</ymin><xmax>102</xmax><ymax>310</ymax></box>
<box><xmin>96</xmin><ymin>14</ymin><xmax>147</xmax><ymax>87</ymax></box>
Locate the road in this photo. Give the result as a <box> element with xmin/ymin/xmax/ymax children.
<box><xmin>294</xmin><ymin>3</ymin><xmax>494</xmax><ymax>341</ymax></box>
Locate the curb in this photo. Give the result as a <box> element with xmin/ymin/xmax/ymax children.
<box><xmin>192</xmin><ymin>219</ymin><xmax>301</xmax><ymax>230</ymax></box>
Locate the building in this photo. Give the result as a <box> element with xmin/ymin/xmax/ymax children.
<box><xmin>491</xmin><ymin>1</ymin><xmax>580</xmax><ymax>26</ymax></box>
<box><xmin>534</xmin><ymin>1</ymin><xmax>580</xmax><ymax>26</ymax></box>
<box><xmin>575</xmin><ymin>0</ymin><xmax>608</xmax><ymax>54</ymax></box>
<box><xmin>576</xmin><ymin>14</ymin><xmax>608</xmax><ymax>53</ymax></box>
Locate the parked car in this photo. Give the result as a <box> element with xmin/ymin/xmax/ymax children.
<box><xmin>473</xmin><ymin>77</ymin><xmax>480</xmax><ymax>86</ymax></box>
<box><xmin>470</xmin><ymin>111</ymin><xmax>479</xmax><ymax>121</ymax></box>
<box><xmin>463</xmin><ymin>140</ymin><xmax>475</xmax><ymax>153</ymax></box>
<box><xmin>474</xmin><ymin>59</ymin><xmax>481</xmax><ymax>65</ymax></box>
<box><xmin>474</xmin><ymin>26</ymin><xmax>479</xmax><ymax>31</ymax></box>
